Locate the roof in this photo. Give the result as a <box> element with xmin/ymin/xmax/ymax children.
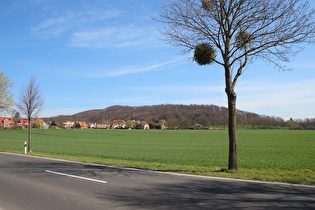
<box><xmin>64</xmin><ymin>121</ymin><xmax>74</xmax><ymax>124</ymax></box>
<box><xmin>19</xmin><ymin>119</ymin><xmax>29</xmax><ymax>125</ymax></box>
<box><xmin>76</xmin><ymin>121</ymin><xmax>88</xmax><ymax>127</ymax></box>
<box><xmin>0</xmin><ymin>117</ymin><xmax>15</xmax><ymax>124</ymax></box>
<box><xmin>111</xmin><ymin>120</ymin><xmax>125</xmax><ymax>124</ymax></box>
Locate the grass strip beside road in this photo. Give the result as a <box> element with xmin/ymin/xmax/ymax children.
<box><xmin>0</xmin><ymin>129</ymin><xmax>314</xmax><ymax>185</ymax></box>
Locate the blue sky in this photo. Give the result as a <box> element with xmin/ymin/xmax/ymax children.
<box><xmin>1</xmin><ymin>0</ymin><xmax>315</xmax><ymax>120</ymax></box>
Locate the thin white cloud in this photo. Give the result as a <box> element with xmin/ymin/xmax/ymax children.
<box><xmin>84</xmin><ymin>58</ymin><xmax>184</xmax><ymax>78</ymax></box>
<box><xmin>32</xmin><ymin>13</ymin><xmax>73</xmax><ymax>37</ymax></box>
<box><xmin>29</xmin><ymin>0</ymin><xmax>164</xmax><ymax>49</ymax></box>
<box><xmin>69</xmin><ymin>25</ymin><xmax>160</xmax><ymax>49</ymax></box>
<box><xmin>31</xmin><ymin>8</ymin><xmax>122</xmax><ymax>38</ymax></box>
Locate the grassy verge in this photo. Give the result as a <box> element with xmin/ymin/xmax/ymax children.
<box><xmin>1</xmin><ymin>129</ymin><xmax>314</xmax><ymax>185</ymax></box>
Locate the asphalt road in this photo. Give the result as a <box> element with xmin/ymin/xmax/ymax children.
<box><xmin>0</xmin><ymin>152</ymin><xmax>314</xmax><ymax>210</ymax></box>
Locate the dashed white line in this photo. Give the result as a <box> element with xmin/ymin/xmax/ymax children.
<box><xmin>45</xmin><ymin>170</ymin><xmax>107</xmax><ymax>184</ymax></box>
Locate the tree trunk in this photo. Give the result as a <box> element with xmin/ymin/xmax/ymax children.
<box><xmin>28</xmin><ymin>117</ymin><xmax>31</xmax><ymax>153</ymax></box>
<box><xmin>224</xmin><ymin>56</ymin><xmax>238</xmax><ymax>170</ymax></box>
<box><xmin>226</xmin><ymin>90</ymin><xmax>238</xmax><ymax>170</ymax></box>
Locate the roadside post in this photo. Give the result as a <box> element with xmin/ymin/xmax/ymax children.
<box><xmin>24</xmin><ymin>141</ymin><xmax>27</xmax><ymax>154</ymax></box>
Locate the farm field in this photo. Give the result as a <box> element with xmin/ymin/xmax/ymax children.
<box><xmin>0</xmin><ymin>129</ymin><xmax>314</xmax><ymax>185</ymax></box>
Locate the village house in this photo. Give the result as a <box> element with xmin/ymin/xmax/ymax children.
<box><xmin>96</xmin><ymin>121</ymin><xmax>110</xmax><ymax>129</ymax></box>
<box><xmin>63</xmin><ymin>121</ymin><xmax>75</xmax><ymax>129</ymax></box>
<box><xmin>154</xmin><ymin>123</ymin><xmax>166</xmax><ymax>130</ymax></box>
<box><xmin>0</xmin><ymin>118</ymin><xmax>32</xmax><ymax>129</ymax></box>
<box><xmin>74</xmin><ymin>121</ymin><xmax>88</xmax><ymax>129</ymax></box>
<box><xmin>110</xmin><ymin>120</ymin><xmax>126</xmax><ymax>129</ymax></box>
<box><xmin>137</xmin><ymin>121</ymin><xmax>150</xmax><ymax>130</ymax></box>
<box><xmin>0</xmin><ymin>117</ymin><xmax>15</xmax><ymax>128</ymax></box>
<box><xmin>141</xmin><ymin>123</ymin><xmax>150</xmax><ymax>130</ymax></box>
<box><xmin>87</xmin><ymin>123</ymin><xmax>97</xmax><ymax>129</ymax></box>
<box><xmin>17</xmin><ymin>119</ymin><xmax>29</xmax><ymax>129</ymax></box>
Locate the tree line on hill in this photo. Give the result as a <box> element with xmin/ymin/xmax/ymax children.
<box><xmin>43</xmin><ymin>104</ymin><xmax>315</xmax><ymax>130</ymax></box>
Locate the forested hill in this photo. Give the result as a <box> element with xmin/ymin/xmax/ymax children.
<box><xmin>45</xmin><ymin>104</ymin><xmax>286</xmax><ymax>128</ymax></box>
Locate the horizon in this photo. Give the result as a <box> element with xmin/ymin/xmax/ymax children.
<box><xmin>41</xmin><ymin>103</ymin><xmax>304</xmax><ymax>121</ymax></box>
<box><xmin>1</xmin><ymin>0</ymin><xmax>315</xmax><ymax>120</ymax></box>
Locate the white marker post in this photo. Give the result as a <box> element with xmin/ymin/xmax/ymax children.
<box><xmin>24</xmin><ymin>141</ymin><xmax>27</xmax><ymax>154</ymax></box>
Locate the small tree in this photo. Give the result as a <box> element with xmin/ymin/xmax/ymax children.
<box><xmin>33</xmin><ymin>119</ymin><xmax>44</xmax><ymax>129</ymax></box>
<box><xmin>159</xmin><ymin>119</ymin><xmax>168</xmax><ymax>127</ymax></box>
<box><xmin>126</xmin><ymin>120</ymin><xmax>136</xmax><ymax>128</ymax></box>
<box><xmin>11</xmin><ymin>110</ymin><xmax>21</xmax><ymax>124</ymax></box>
<box><xmin>0</xmin><ymin>72</ymin><xmax>14</xmax><ymax>115</ymax></box>
<box><xmin>285</xmin><ymin>118</ymin><xmax>295</xmax><ymax>128</ymax></box>
<box><xmin>17</xmin><ymin>76</ymin><xmax>44</xmax><ymax>152</ymax></box>
<box><xmin>51</xmin><ymin>120</ymin><xmax>57</xmax><ymax>127</ymax></box>
<box><xmin>156</xmin><ymin>0</ymin><xmax>315</xmax><ymax>170</ymax></box>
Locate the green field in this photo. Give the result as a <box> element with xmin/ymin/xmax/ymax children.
<box><xmin>0</xmin><ymin>129</ymin><xmax>314</xmax><ymax>185</ymax></box>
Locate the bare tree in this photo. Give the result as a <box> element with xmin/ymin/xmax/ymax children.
<box><xmin>155</xmin><ymin>0</ymin><xmax>315</xmax><ymax>170</ymax></box>
<box><xmin>17</xmin><ymin>76</ymin><xmax>44</xmax><ymax>153</ymax></box>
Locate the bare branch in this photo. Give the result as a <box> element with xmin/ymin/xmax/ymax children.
<box><xmin>17</xmin><ymin>75</ymin><xmax>45</xmax><ymax>119</ymax></box>
<box><xmin>232</xmin><ymin>51</ymin><xmax>247</xmax><ymax>89</ymax></box>
<box><xmin>155</xmin><ymin>0</ymin><xmax>315</xmax><ymax>75</ymax></box>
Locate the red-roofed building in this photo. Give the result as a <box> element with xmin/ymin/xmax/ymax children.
<box><xmin>63</xmin><ymin>121</ymin><xmax>74</xmax><ymax>129</ymax></box>
<box><xmin>0</xmin><ymin>117</ymin><xmax>15</xmax><ymax>128</ymax></box>
<box><xmin>18</xmin><ymin>119</ymin><xmax>29</xmax><ymax>125</ymax></box>
<box><xmin>110</xmin><ymin>120</ymin><xmax>126</xmax><ymax>129</ymax></box>
<box><xmin>74</xmin><ymin>121</ymin><xmax>88</xmax><ymax>129</ymax></box>
<box><xmin>17</xmin><ymin>119</ymin><xmax>29</xmax><ymax>129</ymax></box>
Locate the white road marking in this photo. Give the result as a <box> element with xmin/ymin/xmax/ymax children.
<box><xmin>2</xmin><ymin>152</ymin><xmax>314</xmax><ymax>188</ymax></box>
<box><xmin>45</xmin><ymin>170</ymin><xmax>107</xmax><ymax>184</ymax></box>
